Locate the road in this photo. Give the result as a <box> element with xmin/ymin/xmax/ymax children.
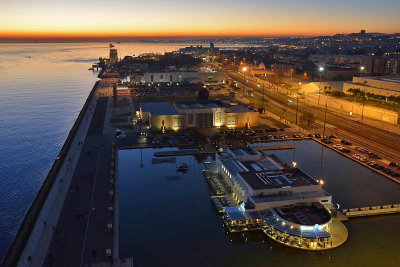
<box><xmin>227</xmin><ymin>71</ymin><xmax>400</xmax><ymax>161</ymax></box>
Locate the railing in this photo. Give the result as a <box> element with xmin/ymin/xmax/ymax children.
<box><xmin>2</xmin><ymin>81</ymin><xmax>100</xmax><ymax>267</ymax></box>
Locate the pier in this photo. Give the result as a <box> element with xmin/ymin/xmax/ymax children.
<box><xmin>153</xmin><ymin>148</ymin><xmax>215</xmax><ymax>157</ymax></box>
<box><xmin>254</xmin><ymin>144</ymin><xmax>295</xmax><ymax>151</ymax></box>
<box><xmin>343</xmin><ymin>204</ymin><xmax>400</xmax><ymax>217</ymax></box>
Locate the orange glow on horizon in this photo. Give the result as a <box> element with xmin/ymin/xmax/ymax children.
<box><xmin>0</xmin><ymin>29</ymin><xmax>369</xmax><ymax>39</ymax></box>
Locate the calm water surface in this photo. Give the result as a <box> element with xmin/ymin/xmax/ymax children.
<box><xmin>119</xmin><ymin>142</ymin><xmax>400</xmax><ymax>266</ymax></box>
<box><xmin>0</xmin><ymin>42</ymin><xmax>189</xmax><ymax>260</ymax></box>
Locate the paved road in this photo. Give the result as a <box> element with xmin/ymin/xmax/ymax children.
<box><xmin>45</xmin><ymin>98</ymin><xmax>114</xmax><ymax>266</ymax></box>
<box><xmin>228</xmin><ymin>72</ymin><xmax>400</xmax><ymax>161</ymax></box>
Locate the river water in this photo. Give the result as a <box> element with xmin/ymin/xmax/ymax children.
<box><xmin>0</xmin><ymin>42</ymin><xmax>191</xmax><ymax>261</ymax></box>
<box><xmin>1</xmin><ymin>42</ymin><xmax>400</xmax><ymax>265</ymax></box>
<box><xmin>118</xmin><ymin>142</ymin><xmax>400</xmax><ymax>266</ymax></box>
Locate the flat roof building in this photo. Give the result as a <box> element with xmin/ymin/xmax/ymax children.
<box><xmin>140</xmin><ymin>100</ymin><xmax>258</xmax><ymax>131</ymax></box>
<box><xmin>343</xmin><ymin>76</ymin><xmax>400</xmax><ymax>97</ymax></box>
<box><xmin>216</xmin><ymin>146</ymin><xmax>339</xmax><ymax>250</ymax></box>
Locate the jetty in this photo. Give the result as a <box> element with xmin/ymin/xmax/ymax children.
<box><xmin>154</xmin><ymin>148</ymin><xmax>215</xmax><ymax>157</ymax></box>
<box><xmin>343</xmin><ymin>204</ymin><xmax>400</xmax><ymax>217</ymax></box>
<box><xmin>254</xmin><ymin>144</ymin><xmax>295</xmax><ymax>151</ymax></box>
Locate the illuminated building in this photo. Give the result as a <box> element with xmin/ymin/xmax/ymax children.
<box><xmin>140</xmin><ymin>100</ymin><xmax>258</xmax><ymax>131</ymax></box>
<box><xmin>215</xmin><ymin>147</ymin><xmax>345</xmax><ymax>250</ymax></box>
<box><xmin>109</xmin><ymin>47</ymin><xmax>118</xmax><ymax>65</ymax></box>
<box><xmin>343</xmin><ymin>76</ymin><xmax>400</xmax><ymax>97</ymax></box>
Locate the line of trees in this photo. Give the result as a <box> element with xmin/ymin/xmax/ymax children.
<box><xmin>347</xmin><ymin>88</ymin><xmax>400</xmax><ymax>104</ymax></box>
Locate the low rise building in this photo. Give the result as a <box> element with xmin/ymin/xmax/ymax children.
<box><xmin>216</xmin><ymin>148</ymin><xmax>332</xmax><ymax>210</ymax></box>
<box><xmin>130</xmin><ymin>71</ymin><xmax>226</xmax><ymax>85</ymax></box>
<box><xmin>271</xmin><ymin>63</ymin><xmax>295</xmax><ymax>76</ymax></box>
<box><xmin>215</xmin><ymin>147</ymin><xmax>341</xmax><ymax>250</ymax></box>
<box><xmin>343</xmin><ymin>76</ymin><xmax>400</xmax><ymax>97</ymax></box>
<box><xmin>140</xmin><ymin>100</ymin><xmax>258</xmax><ymax>131</ymax></box>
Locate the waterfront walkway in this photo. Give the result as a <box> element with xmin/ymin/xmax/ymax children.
<box><xmin>14</xmin><ymin>84</ymin><xmax>100</xmax><ymax>266</ymax></box>
<box><xmin>43</xmin><ymin>97</ymin><xmax>115</xmax><ymax>266</ymax></box>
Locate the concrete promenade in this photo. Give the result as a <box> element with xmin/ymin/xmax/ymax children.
<box><xmin>15</xmin><ymin>82</ymin><xmax>100</xmax><ymax>266</ymax></box>
<box><xmin>43</xmin><ymin>97</ymin><xmax>115</xmax><ymax>266</ymax></box>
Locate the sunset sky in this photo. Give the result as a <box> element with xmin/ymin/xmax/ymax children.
<box><xmin>1</xmin><ymin>0</ymin><xmax>399</xmax><ymax>39</ymax></box>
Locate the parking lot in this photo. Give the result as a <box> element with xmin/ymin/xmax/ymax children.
<box><xmin>314</xmin><ymin>136</ymin><xmax>400</xmax><ymax>180</ymax></box>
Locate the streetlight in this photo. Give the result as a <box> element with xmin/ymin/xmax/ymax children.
<box><xmin>360</xmin><ymin>66</ymin><xmax>365</xmax><ymax>77</ymax></box>
<box><xmin>361</xmin><ymin>93</ymin><xmax>366</xmax><ymax>121</ymax></box>
<box><xmin>242</xmin><ymin>67</ymin><xmax>247</xmax><ymax>81</ymax></box>
<box><xmin>322</xmin><ymin>86</ymin><xmax>331</xmax><ymax>138</ymax></box>
<box><xmin>292</xmin><ymin>162</ymin><xmax>297</xmax><ymax>168</ymax></box>
<box><xmin>262</xmin><ymin>84</ymin><xmax>265</xmax><ymax>113</ymax></box>
<box><xmin>318</xmin><ymin>66</ymin><xmax>324</xmax><ymax>106</ymax></box>
<box><xmin>294</xmin><ymin>94</ymin><xmax>299</xmax><ymax>125</ymax></box>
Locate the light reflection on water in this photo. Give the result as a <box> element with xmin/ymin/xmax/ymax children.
<box><xmin>119</xmin><ymin>144</ymin><xmax>400</xmax><ymax>266</ymax></box>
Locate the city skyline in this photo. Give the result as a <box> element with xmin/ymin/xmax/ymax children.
<box><xmin>1</xmin><ymin>0</ymin><xmax>400</xmax><ymax>39</ymax></box>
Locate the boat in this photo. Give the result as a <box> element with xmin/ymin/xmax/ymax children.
<box><xmin>177</xmin><ymin>163</ymin><xmax>189</xmax><ymax>171</ymax></box>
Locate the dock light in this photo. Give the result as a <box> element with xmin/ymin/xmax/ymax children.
<box><xmin>292</xmin><ymin>162</ymin><xmax>297</xmax><ymax>167</ymax></box>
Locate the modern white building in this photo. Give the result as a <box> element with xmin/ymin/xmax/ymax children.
<box><xmin>215</xmin><ymin>146</ymin><xmax>341</xmax><ymax>251</ymax></box>
<box><xmin>130</xmin><ymin>71</ymin><xmax>226</xmax><ymax>85</ymax></box>
<box><xmin>216</xmin><ymin>147</ymin><xmax>332</xmax><ymax>210</ymax></box>
<box><xmin>343</xmin><ymin>76</ymin><xmax>400</xmax><ymax>97</ymax></box>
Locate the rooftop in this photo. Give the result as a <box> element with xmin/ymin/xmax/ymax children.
<box><xmin>239</xmin><ymin>168</ymin><xmax>319</xmax><ymax>191</ymax></box>
<box><xmin>273</xmin><ymin>202</ymin><xmax>331</xmax><ymax>226</ymax></box>
<box><xmin>141</xmin><ymin>102</ymin><xmax>181</xmax><ymax>116</ymax></box>
<box><xmin>260</xmin><ymin>209</ymin><xmax>331</xmax><ymax>239</ymax></box>
<box><xmin>224</xmin><ymin>206</ymin><xmax>247</xmax><ymax>222</ymax></box>
<box><xmin>225</xmin><ymin>105</ymin><xmax>257</xmax><ymax>113</ymax></box>
<box><xmin>251</xmin><ymin>190</ymin><xmax>330</xmax><ymax>203</ymax></box>
<box><xmin>175</xmin><ymin>100</ymin><xmax>227</xmax><ymax>109</ymax></box>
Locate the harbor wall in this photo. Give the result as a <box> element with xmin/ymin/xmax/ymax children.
<box><xmin>2</xmin><ymin>81</ymin><xmax>100</xmax><ymax>267</ymax></box>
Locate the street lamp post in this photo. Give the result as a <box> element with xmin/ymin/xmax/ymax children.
<box><xmin>262</xmin><ymin>84</ymin><xmax>265</xmax><ymax>112</ymax></box>
<box><xmin>361</xmin><ymin>94</ymin><xmax>365</xmax><ymax>121</ymax></box>
<box><xmin>322</xmin><ymin>86</ymin><xmax>331</xmax><ymax>138</ymax></box>
<box><xmin>318</xmin><ymin>66</ymin><xmax>324</xmax><ymax>106</ymax></box>
<box><xmin>242</xmin><ymin>67</ymin><xmax>247</xmax><ymax>82</ymax></box>
<box><xmin>294</xmin><ymin>94</ymin><xmax>299</xmax><ymax>125</ymax></box>
<box><xmin>360</xmin><ymin>66</ymin><xmax>365</xmax><ymax>77</ymax></box>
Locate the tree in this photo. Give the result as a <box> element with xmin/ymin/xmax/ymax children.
<box><xmin>301</xmin><ymin>111</ymin><xmax>316</xmax><ymax>126</ymax></box>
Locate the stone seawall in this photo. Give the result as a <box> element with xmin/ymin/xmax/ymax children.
<box><xmin>2</xmin><ymin>81</ymin><xmax>100</xmax><ymax>267</ymax></box>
